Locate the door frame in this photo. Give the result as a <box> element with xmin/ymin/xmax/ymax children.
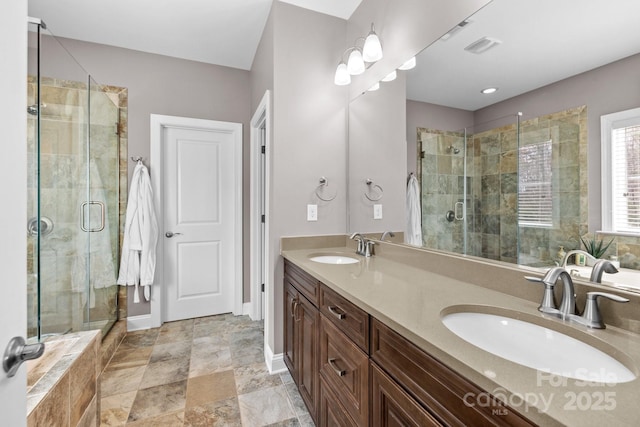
<box><xmin>250</xmin><ymin>90</ymin><xmax>271</xmax><ymax>321</ymax></box>
<box><xmin>150</xmin><ymin>114</ymin><xmax>243</xmax><ymax>328</ymax></box>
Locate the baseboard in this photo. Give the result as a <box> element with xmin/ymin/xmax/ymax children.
<box><xmin>126</xmin><ymin>314</ymin><xmax>152</xmax><ymax>332</ymax></box>
<box><xmin>243</xmin><ymin>302</ymin><xmax>252</xmax><ymax>317</ymax></box>
<box><xmin>265</xmin><ymin>344</ymin><xmax>287</xmax><ymax>374</ymax></box>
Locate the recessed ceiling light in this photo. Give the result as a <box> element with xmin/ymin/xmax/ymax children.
<box><xmin>481</xmin><ymin>87</ymin><xmax>498</xmax><ymax>94</ymax></box>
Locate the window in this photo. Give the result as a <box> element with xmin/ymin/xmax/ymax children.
<box><xmin>518</xmin><ymin>140</ymin><xmax>553</xmax><ymax>227</ymax></box>
<box><xmin>602</xmin><ymin>108</ymin><xmax>640</xmax><ymax>234</ymax></box>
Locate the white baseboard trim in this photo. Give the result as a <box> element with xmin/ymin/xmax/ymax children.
<box><xmin>243</xmin><ymin>302</ymin><xmax>253</xmax><ymax>318</ymax></box>
<box><xmin>126</xmin><ymin>314</ymin><xmax>152</xmax><ymax>332</ymax></box>
<box><xmin>265</xmin><ymin>345</ymin><xmax>287</xmax><ymax>374</ymax></box>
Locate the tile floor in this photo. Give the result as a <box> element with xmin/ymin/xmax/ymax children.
<box><xmin>100</xmin><ymin>314</ymin><xmax>313</xmax><ymax>426</ymax></box>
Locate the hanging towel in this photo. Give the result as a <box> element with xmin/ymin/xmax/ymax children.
<box><xmin>71</xmin><ymin>158</ymin><xmax>117</xmax><ymax>308</ymax></box>
<box><xmin>405</xmin><ymin>174</ymin><xmax>422</xmax><ymax>246</ymax></box>
<box><xmin>117</xmin><ymin>161</ymin><xmax>159</xmax><ymax>303</ymax></box>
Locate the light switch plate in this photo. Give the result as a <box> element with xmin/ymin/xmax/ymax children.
<box><xmin>307</xmin><ymin>204</ymin><xmax>318</xmax><ymax>221</ymax></box>
<box><xmin>373</xmin><ymin>204</ymin><xmax>383</xmax><ymax>219</ymax></box>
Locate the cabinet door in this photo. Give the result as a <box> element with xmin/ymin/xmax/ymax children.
<box><xmin>319</xmin><ymin>315</ymin><xmax>369</xmax><ymax>426</ymax></box>
<box><xmin>371</xmin><ymin>362</ymin><xmax>442</xmax><ymax>427</ymax></box>
<box><xmin>297</xmin><ymin>292</ymin><xmax>320</xmax><ymax>421</ymax></box>
<box><xmin>283</xmin><ymin>280</ymin><xmax>298</xmax><ymax>381</ymax></box>
<box><xmin>319</xmin><ymin>377</ymin><xmax>359</xmax><ymax>427</ymax></box>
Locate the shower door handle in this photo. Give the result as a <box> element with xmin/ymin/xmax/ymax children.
<box><xmin>454</xmin><ymin>201</ymin><xmax>464</xmax><ymax>220</ymax></box>
<box><xmin>81</xmin><ymin>201</ymin><xmax>105</xmax><ymax>232</ymax></box>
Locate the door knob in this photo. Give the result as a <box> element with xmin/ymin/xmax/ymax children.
<box><xmin>165</xmin><ymin>231</ymin><xmax>183</xmax><ymax>238</ymax></box>
<box><xmin>3</xmin><ymin>336</ymin><xmax>45</xmax><ymax>378</ymax></box>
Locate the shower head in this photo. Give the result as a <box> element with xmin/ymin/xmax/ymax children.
<box><xmin>447</xmin><ymin>145</ymin><xmax>460</xmax><ymax>154</ymax></box>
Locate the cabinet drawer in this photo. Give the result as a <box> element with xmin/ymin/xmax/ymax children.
<box><xmin>285</xmin><ymin>260</ymin><xmax>320</xmax><ymax>306</ymax></box>
<box><xmin>371</xmin><ymin>362</ymin><xmax>442</xmax><ymax>427</ymax></box>
<box><xmin>371</xmin><ymin>318</ymin><xmax>535</xmax><ymax>427</ymax></box>
<box><xmin>320</xmin><ymin>284</ymin><xmax>369</xmax><ymax>353</ymax></box>
<box><xmin>319</xmin><ymin>315</ymin><xmax>369</xmax><ymax>426</ymax></box>
<box><xmin>318</xmin><ymin>377</ymin><xmax>358</xmax><ymax>427</ymax></box>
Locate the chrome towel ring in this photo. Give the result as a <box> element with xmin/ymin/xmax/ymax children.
<box><xmin>315</xmin><ymin>177</ymin><xmax>337</xmax><ymax>201</ymax></box>
<box><xmin>365</xmin><ymin>178</ymin><xmax>383</xmax><ymax>201</ymax></box>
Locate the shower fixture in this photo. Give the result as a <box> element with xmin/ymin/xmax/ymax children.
<box><xmin>27</xmin><ymin>103</ymin><xmax>46</xmax><ymax>116</ymax></box>
<box><xmin>447</xmin><ymin>145</ymin><xmax>460</xmax><ymax>154</ymax></box>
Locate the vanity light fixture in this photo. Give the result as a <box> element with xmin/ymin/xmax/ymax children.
<box><xmin>398</xmin><ymin>56</ymin><xmax>416</xmax><ymax>70</ymax></box>
<box><xmin>381</xmin><ymin>70</ymin><xmax>397</xmax><ymax>82</ymax></box>
<box><xmin>368</xmin><ymin>82</ymin><xmax>380</xmax><ymax>91</ymax></box>
<box><xmin>362</xmin><ymin>23</ymin><xmax>383</xmax><ymax>62</ymax></box>
<box><xmin>347</xmin><ymin>47</ymin><xmax>366</xmax><ymax>75</ymax></box>
<box><xmin>333</xmin><ymin>22</ymin><xmax>383</xmax><ymax>85</ymax></box>
<box><xmin>481</xmin><ymin>87</ymin><xmax>498</xmax><ymax>94</ymax></box>
<box><xmin>334</xmin><ymin>61</ymin><xmax>351</xmax><ymax>85</ymax></box>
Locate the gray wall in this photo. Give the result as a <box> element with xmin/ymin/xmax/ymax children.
<box><xmin>267</xmin><ymin>2</ymin><xmax>348</xmax><ymax>354</ymax></box>
<box><xmin>37</xmin><ymin>36</ymin><xmax>252</xmax><ymax>315</ymax></box>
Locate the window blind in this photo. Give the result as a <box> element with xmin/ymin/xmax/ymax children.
<box><xmin>611</xmin><ymin>124</ymin><xmax>640</xmax><ymax>232</ymax></box>
<box><xmin>518</xmin><ymin>140</ymin><xmax>552</xmax><ymax>227</ymax></box>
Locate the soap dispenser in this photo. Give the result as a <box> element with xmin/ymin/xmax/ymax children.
<box><xmin>556</xmin><ymin>246</ymin><xmax>566</xmax><ymax>263</ymax></box>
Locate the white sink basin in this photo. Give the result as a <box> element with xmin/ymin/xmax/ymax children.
<box><xmin>309</xmin><ymin>255</ymin><xmax>359</xmax><ymax>265</ymax></box>
<box><xmin>442</xmin><ymin>311</ymin><xmax>636</xmax><ymax>383</ymax></box>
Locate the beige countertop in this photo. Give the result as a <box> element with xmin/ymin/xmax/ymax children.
<box><xmin>281</xmin><ymin>245</ymin><xmax>640</xmax><ymax>427</ymax></box>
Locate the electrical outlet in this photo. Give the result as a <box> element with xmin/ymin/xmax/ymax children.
<box><xmin>373</xmin><ymin>204</ymin><xmax>383</xmax><ymax>219</ymax></box>
<box><xmin>307</xmin><ymin>204</ymin><xmax>318</xmax><ymax>221</ymax></box>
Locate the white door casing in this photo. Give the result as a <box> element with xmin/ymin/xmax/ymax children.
<box><xmin>150</xmin><ymin>115</ymin><xmax>242</xmax><ymax>327</ymax></box>
<box><xmin>0</xmin><ymin>4</ymin><xmax>28</xmax><ymax>425</ymax></box>
<box><xmin>250</xmin><ymin>90</ymin><xmax>271</xmax><ymax>322</ymax></box>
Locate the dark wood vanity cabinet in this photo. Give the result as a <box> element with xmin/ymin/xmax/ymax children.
<box><xmin>284</xmin><ymin>260</ymin><xmax>536</xmax><ymax>427</ymax></box>
<box><xmin>284</xmin><ymin>270</ymin><xmax>320</xmax><ymax>421</ymax></box>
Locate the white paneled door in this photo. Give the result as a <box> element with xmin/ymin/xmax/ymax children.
<box><xmin>159</xmin><ymin>118</ymin><xmax>242</xmax><ymax>322</ymax></box>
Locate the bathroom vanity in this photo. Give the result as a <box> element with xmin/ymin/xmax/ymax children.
<box><xmin>281</xmin><ymin>236</ymin><xmax>640</xmax><ymax>426</ymax></box>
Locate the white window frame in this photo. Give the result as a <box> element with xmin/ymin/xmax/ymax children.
<box><xmin>518</xmin><ymin>139</ymin><xmax>553</xmax><ymax>228</ymax></box>
<box><xmin>601</xmin><ymin>107</ymin><xmax>640</xmax><ymax>236</ymax></box>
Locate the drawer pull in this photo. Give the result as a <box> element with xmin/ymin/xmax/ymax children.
<box><xmin>290</xmin><ymin>297</ymin><xmax>296</xmax><ymax>318</ymax></box>
<box><xmin>328</xmin><ymin>358</ymin><xmax>346</xmax><ymax>377</ymax></box>
<box><xmin>328</xmin><ymin>305</ymin><xmax>346</xmax><ymax>320</ymax></box>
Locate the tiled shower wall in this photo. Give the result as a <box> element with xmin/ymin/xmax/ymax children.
<box><xmin>419</xmin><ymin>106</ymin><xmax>596</xmax><ymax>267</ymax></box>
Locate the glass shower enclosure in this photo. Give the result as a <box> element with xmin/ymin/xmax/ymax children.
<box><xmin>418</xmin><ymin>108</ymin><xmax>587</xmax><ymax>268</ymax></box>
<box><xmin>27</xmin><ymin>19</ymin><xmax>120</xmax><ymax>341</ymax></box>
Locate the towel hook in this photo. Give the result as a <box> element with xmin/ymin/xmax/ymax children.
<box><xmin>364</xmin><ymin>179</ymin><xmax>383</xmax><ymax>201</ymax></box>
<box><xmin>315</xmin><ymin>176</ymin><xmax>337</xmax><ymax>202</ymax></box>
<box><xmin>131</xmin><ymin>156</ymin><xmax>144</xmax><ymax>163</ymax></box>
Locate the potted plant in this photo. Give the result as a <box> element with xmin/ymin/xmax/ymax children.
<box><xmin>580</xmin><ymin>233</ymin><xmax>615</xmax><ymax>259</ymax></box>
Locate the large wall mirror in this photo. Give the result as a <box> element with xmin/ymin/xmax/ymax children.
<box><xmin>348</xmin><ymin>0</ymin><xmax>640</xmax><ymax>284</ymax></box>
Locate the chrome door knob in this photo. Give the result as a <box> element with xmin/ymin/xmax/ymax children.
<box><xmin>3</xmin><ymin>336</ymin><xmax>45</xmax><ymax>378</ymax></box>
<box><xmin>165</xmin><ymin>231</ymin><xmax>183</xmax><ymax>238</ymax></box>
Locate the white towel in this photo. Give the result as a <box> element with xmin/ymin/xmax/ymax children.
<box><xmin>405</xmin><ymin>174</ymin><xmax>422</xmax><ymax>246</ymax></box>
<box><xmin>117</xmin><ymin>161</ymin><xmax>159</xmax><ymax>303</ymax></box>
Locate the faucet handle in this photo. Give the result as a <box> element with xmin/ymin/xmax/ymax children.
<box><xmin>525</xmin><ymin>276</ymin><xmax>558</xmax><ymax>313</ymax></box>
<box><xmin>580</xmin><ymin>292</ymin><xmax>629</xmax><ymax>329</ymax></box>
<box><xmin>364</xmin><ymin>240</ymin><xmax>376</xmax><ymax>257</ymax></box>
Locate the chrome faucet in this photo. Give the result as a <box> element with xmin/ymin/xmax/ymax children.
<box><xmin>350</xmin><ymin>233</ymin><xmax>366</xmax><ymax>256</ymax></box>
<box><xmin>560</xmin><ymin>249</ymin><xmax>597</xmax><ymax>267</ymax></box>
<box><xmin>526</xmin><ymin>267</ymin><xmax>576</xmax><ymax>316</ymax></box>
<box><xmin>589</xmin><ymin>259</ymin><xmax>619</xmax><ymax>283</ymax></box>
<box><xmin>380</xmin><ymin>231</ymin><xmax>395</xmax><ymax>241</ymax></box>
<box><xmin>526</xmin><ymin>266</ymin><xmax>629</xmax><ymax>328</ymax></box>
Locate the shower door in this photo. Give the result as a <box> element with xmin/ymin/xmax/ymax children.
<box><xmin>27</xmin><ymin>25</ymin><xmax>120</xmax><ymax>340</ymax></box>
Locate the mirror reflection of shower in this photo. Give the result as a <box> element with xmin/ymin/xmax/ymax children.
<box><xmin>447</xmin><ymin>145</ymin><xmax>460</xmax><ymax>154</ymax></box>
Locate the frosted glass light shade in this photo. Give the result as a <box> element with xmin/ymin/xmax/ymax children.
<box><xmin>363</xmin><ymin>28</ymin><xmax>383</xmax><ymax>62</ymax></box>
<box><xmin>398</xmin><ymin>56</ymin><xmax>416</xmax><ymax>70</ymax></box>
<box><xmin>368</xmin><ymin>82</ymin><xmax>380</xmax><ymax>91</ymax></box>
<box><xmin>334</xmin><ymin>62</ymin><xmax>351</xmax><ymax>86</ymax></box>
<box><xmin>381</xmin><ymin>70</ymin><xmax>397</xmax><ymax>82</ymax></box>
<box><xmin>347</xmin><ymin>49</ymin><xmax>365</xmax><ymax>75</ymax></box>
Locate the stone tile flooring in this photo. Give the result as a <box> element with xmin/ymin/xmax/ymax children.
<box><xmin>100</xmin><ymin>314</ymin><xmax>313</xmax><ymax>426</ymax></box>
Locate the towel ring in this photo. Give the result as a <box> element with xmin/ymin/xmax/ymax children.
<box><xmin>315</xmin><ymin>177</ymin><xmax>337</xmax><ymax>202</ymax></box>
<box><xmin>364</xmin><ymin>179</ymin><xmax>383</xmax><ymax>201</ymax></box>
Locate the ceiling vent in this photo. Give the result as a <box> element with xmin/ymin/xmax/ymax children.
<box><xmin>464</xmin><ymin>37</ymin><xmax>502</xmax><ymax>54</ymax></box>
<box><xmin>440</xmin><ymin>20</ymin><xmax>471</xmax><ymax>41</ymax></box>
